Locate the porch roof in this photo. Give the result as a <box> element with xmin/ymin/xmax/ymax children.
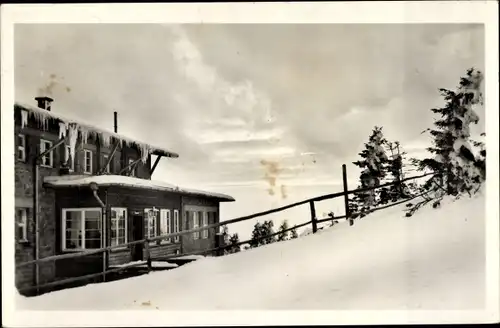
<box><xmin>43</xmin><ymin>175</ymin><xmax>235</xmax><ymax>202</ymax></box>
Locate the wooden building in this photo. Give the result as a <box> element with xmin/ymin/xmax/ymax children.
<box><xmin>14</xmin><ymin>97</ymin><xmax>234</xmax><ymax>292</ymax></box>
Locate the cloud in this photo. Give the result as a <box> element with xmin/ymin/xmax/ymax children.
<box><xmin>190</xmin><ymin>126</ymin><xmax>285</xmax><ymax>145</ymax></box>
<box><xmin>169</xmin><ymin>25</ymin><xmax>276</xmax><ymax>128</ymax></box>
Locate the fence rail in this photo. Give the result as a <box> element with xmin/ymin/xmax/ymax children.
<box><xmin>17</xmin><ymin>166</ymin><xmax>439</xmax><ymax>295</ymax></box>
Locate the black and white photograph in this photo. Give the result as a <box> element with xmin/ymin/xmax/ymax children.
<box><xmin>1</xmin><ymin>2</ymin><xmax>498</xmax><ymax>326</ymax></box>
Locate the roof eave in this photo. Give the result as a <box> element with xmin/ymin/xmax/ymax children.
<box><xmin>43</xmin><ymin>179</ymin><xmax>234</xmax><ymax>202</ymax></box>
<box><xmin>152</xmin><ymin>150</ymin><xmax>180</xmax><ymax>158</ymax></box>
<box><xmin>15</xmin><ymin>102</ymin><xmax>180</xmax><ymax>159</ymax></box>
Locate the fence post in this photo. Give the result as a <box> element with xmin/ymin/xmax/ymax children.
<box><xmin>342</xmin><ymin>164</ymin><xmax>353</xmax><ymax>226</ymax></box>
<box><xmin>144</xmin><ymin>240</ymin><xmax>152</xmax><ymax>272</ymax></box>
<box><xmin>215</xmin><ymin>233</ymin><xmax>221</xmax><ymax>256</ymax></box>
<box><xmin>309</xmin><ymin>201</ymin><xmax>318</xmax><ymax>233</ymax></box>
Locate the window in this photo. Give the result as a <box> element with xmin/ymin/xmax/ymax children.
<box><xmin>103</xmin><ymin>154</ymin><xmax>110</xmax><ymax>173</ymax></box>
<box><xmin>65</xmin><ymin>146</ymin><xmax>74</xmax><ymax>171</ymax></box>
<box><xmin>84</xmin><ymin>150</ymin><xmax>93</xmax><ymax>174</ymax></box>
<box><xmin>173</xmin><ymin>210</ymin><xmax>179</xmax><ymax>242</ymax></box>
<box><xmin>128</xmin><ymin>158</ymin><xmax>136</xmax><ymax>177</ymax></box>
<box><xmin>202</xmin><ymin>212</ymin><xmax>209</xmax><ymax>239</ymax></box>
<box><xmin>16</xmin><ymin>208</ymin><xmax>28</xmax><ymax>242</ymax></box>
<box><xmin>144</xmin><ymin>208</ymin><xmax>158</xmax><ymax>239</ymax></box>
<box><xmin>40</xmin><ymin>139</ymin><xmax>53</xmax><ymax>167</ymax></box>
<box><xmin>160</xmin><ymin>209</ymin><xmax>171</xmax><ymax>243</ymax></box>
<box><xmin>111</xmin><ymin>208</ymin><xmax>127</xmax><ymax>247</ymax></box>
<box><xmin>192</xmin><ymin>212</ymin><xmax>200</xmax><ymax>240</ymax></box>
<box><xmin>209</xmin><ymin>212</ymin><xmax>217</xmax><ymax>225</ymax></box>
<box><xmin>62</xmin><ymin>208</ymin><xmax>102</xmax><ymax>251</ymax></box>
<box><xmin>17</xmin><ymin>134</ymin><xmax>26</xmax><ymax>162</ymax></box>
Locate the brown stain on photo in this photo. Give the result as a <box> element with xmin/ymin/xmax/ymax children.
<box><xmin>261</xmin><ymin>159</ymin><xmax>282</xmax><ymax>196</ymax></box>
<box><xmin>38</xmin><ymin>73</ymin><xmax>72</xmax><ymax>96</ymax></box>
<box><xmin>280</xmin><ymin>184</ymin><xmax>288</xmax><ymax>199</ymax></box>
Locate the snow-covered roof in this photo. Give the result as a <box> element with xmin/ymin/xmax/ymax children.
<box><xmin>15</xmin><ymin>102</ymin><xmax>179</xmax><ymax>159</ymax></box>
<box><xmin>43</xmin><ymin>175</ymin><xmax>235</xmax><ymax>202</ymax></box>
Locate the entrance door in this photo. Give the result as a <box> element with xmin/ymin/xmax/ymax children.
<box><xmin>131</xmin><ymin>213</ymin><xmax>144</xmax><ymax>261</ymax></box>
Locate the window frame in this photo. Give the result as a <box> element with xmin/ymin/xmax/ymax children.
<box><xmin>110</xmin><ymin>207</ymin><xmax>128</xmax><ymax>248</ymax></box>
<box><xmin>40</xmin><ymin>139</ymin><xmax>53</xmax><ymax>168</ymax></box>
<box><xmin>65</xmin><ymin>145</ymin><xmax>74</xmax><ymax>171</ymax></box>
<box><xmin>173</xmin><ymin>210</ymin><xmax>180</xmax><ymax>242</ymax></box>
<box><xmin>83</xmin><ymin>149</ymin><xmax>93</xmax><ymax>174</ymax></box>
<box><xmin>144</xmin><ymin>208</ymin><xmax>159</xmax><ymax>244</ymax></box>
<box><xmin>17</xmin><ymin>134</ymin><xmax>26</xmax><ymax>162</ymax></box>
<box><xmin>61</xmin><ymin>207</ymin><xmax>102</xmax><ymax>252</ymax></box>
<box><xmin>160</xmin><ymin>209</ymin><xmax>172</xmax><ymax>244</ymax></box>
<box><xmin>202</xmin><ymin>212</ymin><xmax>209</xmax><ymax>239</ymax></box>
<box><xmin>16</xmin><ymin>207</ymin><xmax>28</xmax><ymax>243</ymax></box>
<box><xmin>192</xmin><ymin>211</ymin><xmax>200</xmax><ymax>240</ymax></box>
<box><xmin>103</xmin><ymin>154</ymin><xmax>110</xmax><ymax>173</ymax></box>
<box><xmin>128</xmin><ymin>158</ymin><xmax>136</xmax><ymax>177</ymax></box>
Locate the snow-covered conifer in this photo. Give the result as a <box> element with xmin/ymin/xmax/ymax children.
<box><xmin>351</xmin><ymin>126</ymin><xmax>390</xmax><ymax>214</ymax></box>
<box><xmin>228</xmin><ymin>233</ymin><xmax>241</xmax><ymax>253</ymax></box>
<box><xmin>417</xmin><ymin>68</ymin><xmax>484</xmax><ymax>196</ymax></box>
<box><xmin>277</xmin><ymin>220</ymin><xmax>290</xmax><ymax>241</ymax></box>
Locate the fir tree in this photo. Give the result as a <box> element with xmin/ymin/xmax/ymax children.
<box><xmin>250</xmin><ymin>222</ymin><xmax>263</xmax><ymax>248</ymax></box>
<box><xmin>290</xmin><ymin>226</ymin><xmax>298</xmax><ymax>239</ymax></box>
<box><xmin>261</xmin><ymin>220</ymin><xmax>276</xmax><ymax>245</ymax></box>
<box><xmin>250</xmin><ymin>220</ymin><xmax>276</xmax><ymax>248</ymax></box>
<box><xmin>228</xmin><ymin>233</ymin><xmax>241</xmax><ymax>253</ymax></box>
<box><xmin>383</xmin><ymin>140</ymin><xmax>411</xmax><ymax>203</ymax></box>
<box><xmin>277</xmin><ymin>220</ymin><xmax>290</xmax><ymax>241</ymax></box>
<box><xmin>417</xmin><ymin>68</ymin><xmax>484</xmax><ymax>196</ymax></box>
<box><xmin>351</xmin><ymin>126</ymin><xmax>390</xmax><ymax>216</ymax></box>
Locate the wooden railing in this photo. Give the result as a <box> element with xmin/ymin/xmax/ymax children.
<box><xmin>17</xmin><ymin>166</ymin><xmax>439</xmax><ymax>295</ymax></box>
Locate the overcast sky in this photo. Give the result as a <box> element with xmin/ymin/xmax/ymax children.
<box><xmin>14</xmin><ymin>24</ymin><xmax>485</xmax><ymax>237</ymax></box>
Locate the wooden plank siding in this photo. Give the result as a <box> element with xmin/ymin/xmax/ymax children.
<box><xmin>53</xmin><ymin>186</ymin><xmax>222</xmax><ymax>274</ymax></box>
<box><xmin>181</xmin><ymin>196</ymin><xmax>220</xmax><ymax>255</ymax></box>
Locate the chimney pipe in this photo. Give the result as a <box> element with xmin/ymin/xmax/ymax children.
<box><xmin>114</xmin><ymin>111</ymin><xmax>118</xmax><ymax>133</ymax></box>
<box><xmin>34</xmin><ymin>96</ymin><xmax>54</xmax><ymax>111</ymax></box>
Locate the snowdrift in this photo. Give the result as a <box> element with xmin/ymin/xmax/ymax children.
<box><xmin>16</xmin><ymin>191</ymin><xmax>485</xmax><ymax>310</ymax></box>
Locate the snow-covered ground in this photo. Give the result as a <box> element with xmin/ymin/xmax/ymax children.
<box><xmin>16</xmin><ymin>191</ymin><xmax>486</xmax><ymax>312</ymax></box>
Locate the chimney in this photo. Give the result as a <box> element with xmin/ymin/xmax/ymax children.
<box><xmin>114</xmin><ymin>111</ymin><xmax>118</xmax><ymax>133</ymax></box>
<box><xmin>35</xmin><ymin>96</ymin><xmax>54</xmax><ymax>111</ymax></box>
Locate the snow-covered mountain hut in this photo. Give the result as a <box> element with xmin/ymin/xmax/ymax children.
<box><xmin>14</xmin><ymin>96</ymin><xmax>234</xmax><ymax>294</ymax></box>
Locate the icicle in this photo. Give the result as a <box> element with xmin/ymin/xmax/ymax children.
<box><xmin>68</xmin><ymin>123</ymin><xmax>78</xmax><ymax>168</ymax></box>
<box><xmin>58</xmin><ymin>122</ymin><xmax>68</xmax><ymax>139</ymax></box>
<box><xmin>100</xmin><ymin>132</ymin><xmax>112</xmax><ymax>148</ymax></box>
<box><xmin>30</xmin><ymin>110</ymin><xmax>50</xmax><ymax>131</ymax></box>
<box><xmin>138</xmin><ymin>143</ymin><xmax>152</xmax><ymax>163</ymax></box>
<box><xmin>79</xmin><ymin>126</ymin><xmax>89</xmax><ymax>145</ymax></box>
<box><xmin>21</xmin><ymin>109</ymin><xmax>28</xmax><ymax>129</ymax></box>
<box><xmin>32</xmin><ymin>111</ymin><xmax>41</xmax><ymax>128</ymax></box>
<box><xmin>36</xmin><ymin>110</ymin><xmax>49</xmax><ymax>130</ymax></box>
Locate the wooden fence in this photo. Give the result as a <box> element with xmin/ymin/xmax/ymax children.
<box><xmin>17</xmin><ymin>165</ymin><xmax>438</xmax><ymax>295</ymax></box>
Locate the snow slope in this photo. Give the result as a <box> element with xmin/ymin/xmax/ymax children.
<box><xmin>16</xmin><ymin>191</ymin><xmax>485</xmax><ymax>311</ymax></box>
